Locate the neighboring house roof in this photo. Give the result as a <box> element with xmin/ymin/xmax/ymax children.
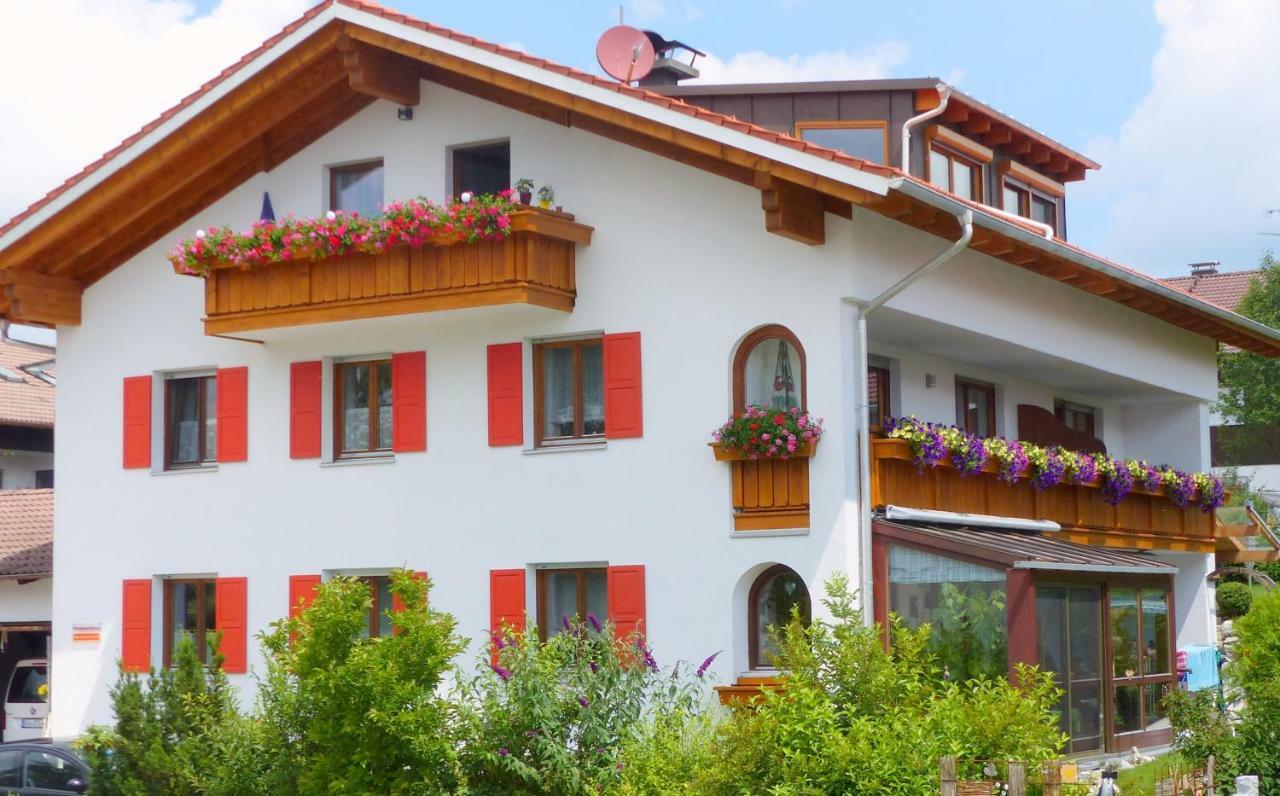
<box><xmin>0</xmin><ymin>337</ymin><xmax>54</xmax><ymax>428</ymax></box>
<box><xmin>1</xmin><ymin>0</ymin><xmax>1280</xmax><ymax>357</ymax></box>
<box><xmin>1163</xmin><ymin>270</ymin><xmax>1260</xmax><ymax>312</ymax></box>
<box><xmin>0</xmin><ymin>489</ymin><xmax>52</xmax><ymax>578</ymax></box>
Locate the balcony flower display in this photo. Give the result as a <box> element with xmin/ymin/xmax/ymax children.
<box><xmin>711</xmin><ymin>405</ymin><xmax>824</xmax><ymax>460</ymax></box>
<box><xmin>169</xmin><ymin>191</ymin><xmax>519</xmax><ymax>276</ymax></box>
<box><xmin>883</xmin><ymin>416</ymin><xmax>1225</xmax><ymax>512</ymax></box>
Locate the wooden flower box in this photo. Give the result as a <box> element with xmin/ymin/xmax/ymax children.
<box><xmin>711</xmin><ymin>442</ymin><xmax>816</xmax><ymax>532</ymax></box>
<box><xmin>179</xmin><ymin>207</ymin><xmax>593</xmax><ymax>335</ymax></box>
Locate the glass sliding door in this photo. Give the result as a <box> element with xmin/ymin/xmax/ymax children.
<box><xmin>1110</xmin><ymin>588</ymin><xmax>1175</xmax><ymax>747</ymax></box>
<box><xmin>1037</xmin><ymin>585</ymin><xmax>1104</xmax><ymax>754</ymax></box>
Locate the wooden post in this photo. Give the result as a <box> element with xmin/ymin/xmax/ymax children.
<box><xmin>1041</xmin><ymin>762</ymin><xmax>1061</xmax><ymax>796</ymax></box>
<box><xmin>1007</xmin><ymin>762</ymin><xmax>1026</xmax><ymax>796</ymax></box>
<box><xmin>1207</xmin><ymin>755</ymin><xmax>1216</xmax><ymax>796</ymax></box>
<box><xmin>940</xmin><ymin>756</ymin><xmax>957</xmax><ymax>796</ymax></box>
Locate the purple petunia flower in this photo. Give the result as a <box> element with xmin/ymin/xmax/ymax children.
<box><xmin>587</xmin><ymin>612</ymin><xmax>602</xmax><ymax>633</ymax></box>
<box><xmin>490</xmin><ymin>664</ymin><xmax>512</xmax><ymax>681</ymax></box>
<box><xmin>696</xmin><ymin>651</ymin><xmax>720</xmax><ymax>678</ymax></box>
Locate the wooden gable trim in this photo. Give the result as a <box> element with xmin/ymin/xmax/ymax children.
<box><xmin>999</xmin><ymin>160</ymin><xmax>1066</xmax><ymax>199</ymax></box>
<box><xmin>924</xmin><ymin>124</ymin><xmax>994</xmax><ymax>164</ymax></box>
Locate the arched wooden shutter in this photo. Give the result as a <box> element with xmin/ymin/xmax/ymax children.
<box><xmin>122</xmin><ymin>376</ymin><xmax>152</xmax><ymax>469</ymax></box>
<box><xmin>392</xmin><ymin>352</ymin><xmax>426</xmax><ymax>452</ymax></box>
<box><xmin>289</xmin><ymin>361</ymin><xmax>322</xmax><ymax>459</ymax></box>
<box><xmin>607</xmin><ymin>565</ymin><xmax>646</xmax><ymax>641</ymax></box>
<box><xmin>486</xmin><ymin>343</ymin><xmax>523</xmax><ymax>446</ymax></box>
<box><xmin>603</xmin><ymin>333</ymin><xmax>643</xmax><ymax>438</ymax></box>
<box><xmin>215</xmin><ymin>577</ymin><xmax>248</xmax><ymax>674</ymax></box>
<box><xmin>216</xmin><ymin>367</ymin><xmax>248</xmax><ymax>462</ymax></box>
<box><xmin>121</xmin><ymin>579</ymin><xmax>152</xmax><ymax>672</ymax></box>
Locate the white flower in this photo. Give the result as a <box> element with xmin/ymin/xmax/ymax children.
<box><xmin>325</xmin><ymin>210</ymin><xmax>337</xmax><ymax>221</ymax></box>
<box><xmin>460</xmin><ymin>191</ymin><xmax>473</xmax><ymax>203</ymax></box>
<box><xmin>194</xmin><ymin>229</ymin><xmax>206</xmax><ymax>239</ymax></box>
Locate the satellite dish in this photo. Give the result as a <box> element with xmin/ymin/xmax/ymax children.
<box><xmin>596</xmin><ymin>25</ymin><xmax>655</xmax><ymax>84</ymax></box>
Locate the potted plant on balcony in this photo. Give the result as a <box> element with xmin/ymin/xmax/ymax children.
<box><xmin>710</xmin><ymin>405</ymin><xmax>824</xmax><ymax>461</ymax></box>
<box><xmin>536</xmin><ymin>184</ymin><xmax>556</xmax><ymax>210</ymax></box>
<box><xmin>514</xmin><ymin>178</ymin><xmax>534</xmax><ymax>205</ymax></box>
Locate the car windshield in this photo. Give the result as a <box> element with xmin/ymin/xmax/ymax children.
<box><xmin>7</xmin><ymin>666</ymin><xmax>47</xmax><ymax>704</ymax></box>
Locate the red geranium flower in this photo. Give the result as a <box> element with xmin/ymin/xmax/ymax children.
<box><xmin>772</xmin><ymin>414</ymin><xmax>786</xmax><ymax>425</ymax></box>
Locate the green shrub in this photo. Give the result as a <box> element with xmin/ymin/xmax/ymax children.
<box><xmin>1231</xmin><ymin>588</ymin><xmax>1280</xmax><ymax>794</ymax></box>
<box><xmin>79</xmin><ymin>634</ymin><xmax>239</xmax><ymax>795</ymax></box>
<box><xmin>454</xmin><ymin>616</ymin><xmax>711</xmax><ymax>795</ymax></box>
<box><xmin>1218</xmin><ymin>581</ymin><xmax>1254</xmax><ymax>618</ymax></box>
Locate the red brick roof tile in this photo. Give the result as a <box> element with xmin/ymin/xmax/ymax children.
<box><xmin>0</xmin><ymin>338</ymin><xmax>54</xmax><ymax>428</ymax></box>
<box><xmin>0</xmin><ymin>489</ymin><xmax>52</xmax><ymax>578</ymax></box>
<box><xmin>1162</xmin><ymin>270</ymin><xmax>1261</xmax><ymax>312</ymax></box>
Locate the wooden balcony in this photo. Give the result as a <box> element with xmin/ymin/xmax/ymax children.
<box><xmin>871</xmin><ymin>437</ymin><xmax>1216</xmax><ymax>553</ymax></box>
<box><xmin>712</xmin><ymin>443</ymin><xmax>814</xmax><ymax>532</ymax></box>
<box><xmin>185</xmin><ymin>208</ymin><xmax>593</xmax><ymax>335</ymax></box>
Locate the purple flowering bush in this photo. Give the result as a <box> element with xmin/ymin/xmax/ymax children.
<box><xmin>455</xmin><ymin>615</ymin><xmax>712</xmax><ymax>793</ymax></box>
<box><xmin>886</xmin><ymin>416</ymin><xmax>1226</xmax><ymax>511</ymax></box>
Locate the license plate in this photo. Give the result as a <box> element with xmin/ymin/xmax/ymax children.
<box><xmin>20</xmin><ymin>718</ymin><xmax>43</xmax><ymax>728</ymax></box>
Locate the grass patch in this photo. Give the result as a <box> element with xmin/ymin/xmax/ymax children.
<box><xmin>1115</xmin><ymin>753</ymin><xmax>1186</xmax><ymax>794</ymax></box>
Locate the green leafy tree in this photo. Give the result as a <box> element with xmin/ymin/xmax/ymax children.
<box><xmin>1217</xmin><ymin>256</ymin><xmax>1280</xmax><ymax>430</ymax></box>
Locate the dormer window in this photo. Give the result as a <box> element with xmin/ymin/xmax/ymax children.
<box><xmin>999</xmin><ymin>161</ymin><xmax>1064</xmax><ymax>236</ymax></box>
<box><xmin>795</xmin><ymin>121</ymin><xmax>888</xmax><ymax>165</ymax></box>
<box><xmin>924</xmin><ymin>126</ymin><xmax>992</xmax><ymax>203</ymax></box>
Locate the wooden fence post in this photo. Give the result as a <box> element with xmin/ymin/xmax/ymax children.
<box><xmin>1207</xmin><ymin>754</ymin><xmax>1216</xmax><ymax>796</ymax></box>
<box><xmin>1008</xmin><ymin>762</ymin><xmax>1026</xmax><ymax>796</ymax></box>
<box><xmin>1041</xmin><ymin>762</ymin><xmax>1061</xmax><ymax>796</ymax></box>
<box><xmin>940</xmin><ymin>756</ymin><xmax>957</xmax><ymax>796</ymax></box>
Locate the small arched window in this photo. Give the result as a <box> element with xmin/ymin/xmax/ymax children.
<box><xmin>733</xmin><ymin>325</ymin><xmax>806</xmax><ymax>414</ymax></box>
<box><xmin>749</xmin><ymin>565</ymin><xmax>812</xmax><ymax>670</ymax></box>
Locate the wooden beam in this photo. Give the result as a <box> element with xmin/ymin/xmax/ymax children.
<box><xmin>985</xmin><ymin>125</ymin><xmax>1013</xmax><ymax>146</ymax></box>
<box><xmin>1006</xmin><ymin>139</ymin><xmax>1033</xmax><ymax>156</ymax></box>
<box><xmin>338</xmin><ymin>38</ymin><xmax>421</xmax><ymax>106</ymax></box>
<box><xmin>962</xmin><ymin>117</ymin><xmax>991</xmax><ymax>136</ymax></box>
<box><xmin>756</xmin><ymin>173</ymin><xmax>825</xmax><ymax>245</ymax></box>
<box><xmin>1</xmin><ymin>273</ymin><xmax>81</xmax><ymax>326</ymax></box>
<box><xmin>941</xmin><ymin>105</ymin><xmax>970</xmax><ymax>124</ymax></box>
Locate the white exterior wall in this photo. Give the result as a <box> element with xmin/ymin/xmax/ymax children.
<box><xmin>50</xmin><ymin>82</ymin><xmax>1222</xmax><ymax>734</ymax></box>
<box><xmin>0</xmin><ymin>450</ymin><xmax>53</xmax><ymax>491</ymax></box>
<box><xmin>0</xmin><ymin>579</ymin><xmax>51</xmax><ymax>624</ymax></box>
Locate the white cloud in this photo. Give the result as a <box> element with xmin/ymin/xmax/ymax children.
<box><xmin>690</xmin><ymin>40</ymin><xmax>909</xmax><ymax>84</ymax></box>
<box><xmin>0</xmin><ymin>0</ymin><xmax>310</xmax><ymax>224</ymax></box>
<box><xmin>1073</xmin><ymin>0</ymin><xmax>1280</xmax><ymax>275</ymax></box>
<box><xmin>626</xmin><ymin>0</ymin><xmax>666</xmax><ymax>24</ymax></box>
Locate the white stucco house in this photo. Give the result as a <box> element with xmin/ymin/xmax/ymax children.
<box><xmin>1</xmin><ymin>0</ymin><xmax>1278</xmax><ymax>754</ymax></box>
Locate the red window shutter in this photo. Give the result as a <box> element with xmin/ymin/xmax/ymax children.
<box><xmin>486</xmin><ymin>343</ymin><xmax>523</xmax><ymax>446</ymax></box>
<box><xmin>603</xmin><ymin>333</ymin><xmax>643</xmax><ymax>439</ymax></box>
<box><xmin>288</xmin><ymin>574</ymin><xmax>321</xmax><ymax>619</ymax></box>
<box><xmin>392</xmin><ymin>351</ymin><xmax>427</xmax><ymax>452</ymax></box>
<box><xmin>607</xmin><ymin>565</ymin><xmax>646</xmax><ymax>641</ymax></box>
<box><xmin>489</xmin><ymin>568</ymin><xmax>526</xmax><ymax>639</ymax></box>
<box><xmin>216</xmin><ymin>367</ymin><xmax>249</xmax><ymax>462</ymax></box>
<box><xmin>121</xmin><ymin>579</ymin><xmax>151</xmax><ymax>673</ymax></box>
<box><xmin>122</xmin><ymin>376</ymin><xmax>151</xmax><ymax>469</ymax></box>
<box><xmin>289</xmin><ymin>361</ymin><xmax>322</xmax><ymax>459</ymax></box>
<box><xmin>391</xmin><ymin>571</ymin><xmax>429</xmax><ymax>613</ymax></box>
<box><xmin>216</xmin><ymin>577</ymin><xmax>248</xmax><ymax>674</ymax></box>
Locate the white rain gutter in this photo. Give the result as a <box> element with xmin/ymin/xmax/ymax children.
<box><xmin>853</xmin><ymin>208</ymin><xmax>973</xmax><ymax>623</ymax></box>
<box><xmin>976</xmin><ymin>203</ymin><xmax>1054</xmax><ymax>239</ymax></box>
<box><xmin>882</xmin><ymin>505</ymin><xmax>1060</xmax><ymax>533</ymax></box>
<box><xmin>900</xmin><ymin>83</ymin><xmax>951</xmax><ymax>172</ymax></box>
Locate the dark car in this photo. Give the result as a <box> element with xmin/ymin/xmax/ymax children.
<box><xmin>0</xmin><ymin>741</ymin><xmax>88</xmax><ymax>794</ymax></box>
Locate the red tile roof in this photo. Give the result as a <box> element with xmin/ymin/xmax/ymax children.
<box><xmin>0</xmin><ymin>0</ymin><xmax>895</xmax><ymax>241</ymax></box>
<box><xmin>0</xmin><ymin>489</ymin><xmax>52</xmax><ymax>578</ymax></box>
<box><xmin>0</xmin><ymin>337</ymin><xmax>54</xmax><ymax>428</ymax></box>
<box><xmin>1162</xmin><ymin>270</ymin><xmax>1260</xmax><ymax>312</ymax></box>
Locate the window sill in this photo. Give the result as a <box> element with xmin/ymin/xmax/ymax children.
<box><xmin>522</xmin><ymin>441</ymin><xmax>608</xmax><ymax>456</ymax></box>
<box><xmin>152</xmin><ymin>465</ymin><xmax>219</xmax><ymax>476</ymax></box>
<box><xmin>730</xmin><ymin>528</ymin><xmax>809</xmax><ymax>539</ymax></box>
<box><xmin>320</xmin><ymin>455</ymin><xmax>396</xmax><ymax>468</ymax></box>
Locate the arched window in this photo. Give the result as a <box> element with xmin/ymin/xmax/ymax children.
<box><xmin>749</xmin><ymin>565</ymin><xmax>812</xmax><ymax>669</ymax></box>
<box><xmin>733</xmin><ymin>325</ymin><xmax>806</xmax><ymax>414</ymax></box>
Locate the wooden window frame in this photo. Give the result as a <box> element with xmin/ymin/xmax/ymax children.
<box><xmin>793</xmin><ymin>120</ymin><xmax>890</xmax><ymax>165</ymax></box>
<box><xmin>732</xmin><ymin>325</ymin><xmax>807</xmax><ymax>414</ymax></box>
<box><xmin>1001</xmin><ymin>174</ymin><xmax>1060</xmax><ymax>236</ymax></box>
<box><xmin>163</xmin><ymin>373</ymin><xmax>216</xmax><ymax>470</ymax></box>
<box><xmin>535</xmin><ymin>567</ymin><xmax>607</xmax><ymax>641</ymax></box>
<box><xmin>926</xmin><ymin>143</ymin><xmax>984</xmax><ymax>202</ymax></box>
<box><xmin>1054</xmin><ymin>399</ymin><xmax>1096</xmax><ymax>436</ymax></box>
<box><xmin>360</xmin><ymin>575</ymin><xmax>392</xmax><ymax>638</ymax></box>
<box><xmin>328</xmin><ymin>159</ymin><xmax>384</xmax><ymax>214</ymax></box>
<box><xmin>748</xmin><ymin>564</ymin><xmax>812</xmax><ymax>670</ymax></box>
<box><xmin>450</xmin><ymin>140</ymin><xmax>511</xmax><ymax>199</ymax></box>
<box><xmin>868</xmin><ymin>364</ymin><xmax>892</xmax><ymax>432</ymax></box>
<box><xmin>954</xmin><ymin>377</ymin><xmax>997</xmax><ymax>438</ymax></box>
<box><xmin>162</xmin><ymin>578</ymin><xmax>216</xmax><ymax>667</ymax></box>
<box><xmin>333</xmin><ymin>359</ymin><xmax>393</xmax><ymax>459</ymax></box>
<box><xmin>533</xmin><ymin>337</ymin><xmax>604</xmax><ymax>447</ymax></box>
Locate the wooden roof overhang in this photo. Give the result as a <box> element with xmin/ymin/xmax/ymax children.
<box><xmin>0</xmin><ymin>0</ymin><xmax>1277</xmax><ymax>359</ymax></box>
<box><xmin>913</xmin><ymin>88</ymin><xmax>1099</xmax><ymax>183</ymax></box>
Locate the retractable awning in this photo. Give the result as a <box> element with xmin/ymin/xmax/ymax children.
<box><xmin>875</xmin><ymin>509</ymin><xmax>1178</xmax><ymax>575</ymax></box>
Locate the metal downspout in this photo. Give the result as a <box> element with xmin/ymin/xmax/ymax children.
<box><xmin>854</xmin><ymin>209</ymin><xmax>973</xmax><ymax>623</ymax></box>
<box><xmin>900</xmin><ymin>83</ymin><xmax>951</xmax><ymax>172</ymax></box>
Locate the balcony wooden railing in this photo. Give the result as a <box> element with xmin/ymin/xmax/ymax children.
<box><xmin>184</xmin><ymin>207</ymin><xmax>593</xmax><ymax>335</ymax></box>
<box><xmin>871</xmin><ymin>437</ymin><xmax>1215</xmax><ymax>552</ymax></box>
<box><xmin>712</xmin><ymin>443</ymin><xmax>814</xmax><ymax>532</ymax></box>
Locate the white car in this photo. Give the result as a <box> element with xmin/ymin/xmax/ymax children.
<box><xmin>3</xmin><ymin>661</ymin><xmax>48</xmax><ymax>743</ymax></box>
